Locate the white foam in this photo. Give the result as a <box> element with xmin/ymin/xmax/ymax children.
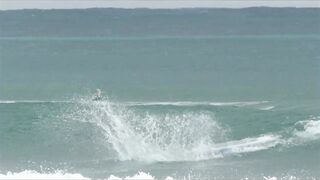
<box><xmin>164</xmin><ymin>176</ymin><xmax>174</xmax><ymax>180</ymax></box>
<box><xmin>259</xmin><ymin>106</ymin><xmax>275</xmax><ymax>111</ymax></box>
<box><xmin>0</xmin><ymin>171</ymin><xmax>153</xmax><ymax>180</ymax></box>
<box><xmin>0</xmin><ymin>171</ymin><xmax>307</xmax><ymax>180</ymax></box>
<box><xmin>63</xmin><ymin>98</ymin><xmax>228</xmax><ymax>162</ymax></box>
<box><xmin>125</xmin><ymin>172</ymin><xmax>154</xmax><ymax>180</ymax></box>
<box><xmin>0</xmin><ymin>99</ymin><xmax>269</xmax><ymax>109</ymax></box>
<box><xmin>63</xmin><ymin>98</ymin><xmax>283</xmax><ymax>162</ymax></box>
<box><xmin>0</xmin><ymin>170</ymin><xmax>89</xmax><ymax>179</ymax></box>
<box><xmin>0</xmin><ymin>100</ymin><xmax>16</xmax><ymax>104</ymax></box>
<box><xmin>263</xmin><ymin>175</ymin><xmax>299</xmax><ymax>180</ymax></box>
<box><xmin>124</xmin><ymin>101</ymin><xmax>268</xmax><ymax>107</ymax></box>
<box><xmin>209</xmin><ymin>134</ymin><xmax>282</xmax><ymax>157</ymax></box>
<box><xmin>264</xmin><ymin>177</ymin><xmax>277</xmax><ymax>180</ymax></box>
<box><xmin>108</xmin><ymin>175</ymin><xmax>123</xmax><ymax>180</ymax></box>
<box><xmin>292</xmin><ymin>117</ymin><xmax>320</xmax><ymax>141</ymax></box>
<box><xmin>108</xmin><ymin>172</ymin><xmax>155</xmax><ymax>180</ymax></box>
<box><xmin>0</xmin><ymin>100</ymin><xmax>70</xmax><ymax>104</ymax></box>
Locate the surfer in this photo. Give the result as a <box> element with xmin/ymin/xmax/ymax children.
<box><xmin>92</xmin><ymin>89</ymin><xmax>102</xmax><ymax>101</ymax></box>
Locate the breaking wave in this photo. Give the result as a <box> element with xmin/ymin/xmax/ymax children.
<box><xmin>289</xmin><ymin>116</ymin><xmax>320</xmax><ymax>143</ymax></box>
<box><xmin>0</xmin><ymin>171</ymin><xmax>156</xmax><ymax>180</ymax></box>
<box><xmin>0</xmin><ymin>170</ymin><xmax>311</xmax><ymax>180</ymax></box>
<box><xmin>0</xmin><ymin>170</ymin><xmax>89</xmax><ymax>180</ymax></box>
<box><xmin>123</xmin><ymin>101</ymin><xmax>269</xmax><ymax>107</ymax></box>
<box><xmin>62</xmin><ymin>97</ymin><xmax>320</xmax><ymax>162</ymax></box>
<box><xmin>0</xmin><ymin>100</ymin><xmax>268</xmax><ymax>107</ymax></box>
<box><xmin>63</xmin><ymin>98</ymin><xmax>228</xmax><ymax>161</ymax></box>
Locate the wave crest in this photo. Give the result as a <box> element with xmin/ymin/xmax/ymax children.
<box><xmin>291</xmin><ymin>116</ymin><xmax>320</xmax><ymax>141</ymax></box>
<box><xmin>62</xmin><ymin>97</ymin><xmax>320</xmax><ymax>162</ymax></box>
<box><xmin>63</xmin><ymin>98</ymin><xmax>227</xmax><ymax>161</ymax></box>
<box><xmin>0</xmin><ymin>170</ymin><xmax>89</xmax><ymax>180</ymax></box>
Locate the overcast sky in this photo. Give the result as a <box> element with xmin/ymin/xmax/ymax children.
<box><xmin>0</xmin><ymin>0</ymin><xmax>319</xmax><ymax>10</ymax></box>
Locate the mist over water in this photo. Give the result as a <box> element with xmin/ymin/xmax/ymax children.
<box><xmin>0</xmin><ymin>8</ymin><xmax>320</xmax><ymax>179</ymax></box>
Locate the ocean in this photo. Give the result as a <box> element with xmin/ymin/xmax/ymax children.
<box><xmin>0</xmin><ymin>8</ymin><xmax>320</xmax><ymax>179</ymax></box>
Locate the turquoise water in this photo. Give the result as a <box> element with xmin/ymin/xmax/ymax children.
<box><xmin>0</xmin><ymin>8</ymin><xmax>320</xmax><ymax>179</ymax></box>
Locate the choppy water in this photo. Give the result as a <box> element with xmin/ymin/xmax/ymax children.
<box><xmin>1</xmin><ymin>98</ymin><xmax>320</xmax><ymax>179</ymax></box>
<box><xmin>0</xmin><ymin>8</ymin><xmax>320</xmax><ymax>179</ymax></box>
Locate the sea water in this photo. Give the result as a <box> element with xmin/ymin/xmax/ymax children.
<box><xmin>0</xmin><ymin>8</ymin><xmax>320</xmax><ymax>179</ymax></box>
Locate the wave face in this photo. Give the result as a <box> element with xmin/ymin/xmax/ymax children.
<box><xmin>0</xmin><ymin>97</ymin><xmax>320</xmax><ymax>179</ymax></box>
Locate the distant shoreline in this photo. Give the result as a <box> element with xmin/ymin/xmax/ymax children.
<box><xmin>1</xmin><ymin>7</ymin><xmax>319</xmax><ymax>12</ymax></box>
<box><xmin>1</xmin><ymin>7</ymin><xmax>318</xmax><ymax>37</ymax></box>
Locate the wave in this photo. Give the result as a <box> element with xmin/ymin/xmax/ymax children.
<box><xmin>0</xmin><ymin>100</ymin><xmax>16</xmax><ymax>104</ymax></box>
<box><xmin>124</xmin><ymin>101</ymin><xmax>269</xmax><ymax>107</ymax></box>
<box><xmin>0</xmin><ymin>171</ymin><xmax>156</xmax><ymax>180</ymax></box>
<box><xmin>0</xmin><ymin>99</ymin><xmax>269</xmax><ymax>108</ymax></box>
<box><xmin>0</xmin><ymin>100</ymin><xmax>70</xmax><ymax>104</ymax></box>
<box><xmin>258</xmin><ymin>106</ymin><xmax>275</xmax><ymax>111</ymax></box>
<box><xmin>289</xmin><ymin>116</ymin><xmax>320</xmax><ymax>142</ymax></box>
<box><xmin>0</xmin><ymin>170</ymin><xmax>307</xmax><ymax>180</ymax></box>
<box><xmin>4</xmin><ymin>96</ymin><xmax>310</xmax><ymax>162</ymax></box>
<box><xmin>209</xmin><ymin>134</ymin><xmax>283</xmax><ymax>157</ymax></box>
<box><xmin>62</xmin><ymin>98</ymin><xmax>319</xmax><ymax>162</ymax></box>
<box><xmin>3</xmin><ymin>96</ymin><xmax>314</xmax><ymax>162</ymax></box>
<box><xmin>190</xmin><ymin>116</ymin><xmax>320</xmax><ymax>158</ymax></box>
<box><xmin>63</xmin><ymin>98</ymin><xmax>228</xmax><ymax>162</ymax></box>
<box><xmin>109</xmin><ymin>172</ymin><xmax>156</xmax><ymax>180</ymax></box>
<box><xmin>0</xmin><ymin>170</ymin><xmax>89</xmax><ymax>179</ymax></box>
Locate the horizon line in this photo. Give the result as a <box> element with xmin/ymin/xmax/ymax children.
<box><xmin>1</xmin><ymin>0</ymin><xmax>319</xmax><ymax>10</ymax></box>
<box><xmin>1</xmin><ymin>6</ymin><xmax>319</xmax><ymax>11</ymax></box>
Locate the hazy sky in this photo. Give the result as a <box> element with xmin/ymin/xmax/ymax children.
<box><xmin>0</xmin><ymin>0</ymin><xmax>319</xmax><ymax>10</ymax></box>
